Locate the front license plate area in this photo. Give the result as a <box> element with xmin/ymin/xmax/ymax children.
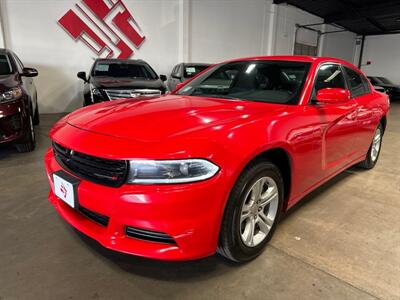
<box><xmin>53</xmin><ymin>170</ymin><xmax>80</xmax><ymax>209</ymax></box>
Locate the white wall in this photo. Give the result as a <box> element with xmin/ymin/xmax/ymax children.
<box><xmin>361</xmin><ymin>34</ymin><xmax>400</xmax><ymax>84</ymax></box>
<box><xmin>321</xmin><ymin>24</ymin><xmax>357</xmax><ymax>63</ymax></box>
<box><xmin>1</xmin><ymin>0</ymin><xmax>181</xmax><ymax>113</ymax></box>
<box><xmin>274</xmin><ymin>4</ymin><xmax>322</xmax><ymax>55</ymax></box>
<box><xmin>0</xmin><ymin>0</ymin><xmax>359</xmax><ymax>113</ymax></box>
<box><xmin>189</xmin><ymin>0</ymin><xmax>269</xmax><ymax>63</ymax></box>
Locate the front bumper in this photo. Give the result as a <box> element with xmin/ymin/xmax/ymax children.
<box><xmin>0</xmin><ymin>100</ymin><xmax>28</xmax><ymax>144</ymax></box>
<box><xmin>45</xmin><ymin>148</ymin><xmax>228</xmax><ymax>261</ymax></box>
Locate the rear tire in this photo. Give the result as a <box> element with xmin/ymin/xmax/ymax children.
<box><xmin>15</xmin><ymin>114</ymin><xmax>36</xmax><ymax>153</ymax></box>
<box><xmin>218</xmin><ymin>160</ymin><xmax>284</xmax><ymax>262</ymax></box>
<box><xmin>358</xmin><ymin>123</ymin><xmax>383</xmax><ymax>169</ymax></box>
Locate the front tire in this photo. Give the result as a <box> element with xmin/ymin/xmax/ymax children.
<box><xmin>15</xmin><ymin>114</ymin><xmax>36</xmax><ymax>153</ymax></box>
<box><xmin>218</xmin><ymin>160</ymin><xmax>284</xmax><ymax>262</ymax></box>
<box><xmin>358</xmin><ymin>123</ymin><xmax>383</xmax><ymax>169</ymax></box>
<box><xmin>33</xmin><ymin>102</ymin><xmax>40</xmax><ymax>125</ymax></box>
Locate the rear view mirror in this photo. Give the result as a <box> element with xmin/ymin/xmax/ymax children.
<box><xmin>159</xmin><ymin>74</ymin><xmax>167</xmax><ymax>82</ymax></box>
<box><xmin>21</xmin><ymin>67</ymin><xmax>38</xmax><ymax>77</ymax></box>
<box><xmin>77</xmin><ymin>71</ymin><xmax>87</xmax><ymax>82</ymax></box>
<box><xmin>315</xmin><ymin>88</ymin><xmax>350</xmax><ymax>104</ymax></box>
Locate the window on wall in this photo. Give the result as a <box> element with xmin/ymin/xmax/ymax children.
<box><xmin>294</xmin><ymin>43</ymin><xmax>318</xmax><ymax>56</ymax></box>
<box><xmin>344</xmin><ymin>66</ymin><xmax>370</xmax><ymax>97</ymax></box>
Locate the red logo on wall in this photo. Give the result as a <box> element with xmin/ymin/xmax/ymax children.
<box><xmin>58</xmin><ymin>0</ymin><xmax>145</xmax><ymax>59</ymax></box>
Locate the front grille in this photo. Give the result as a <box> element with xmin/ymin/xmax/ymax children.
<box><xmin>53</xmin><ymin>142</ymin><xmax>128</xmax><ymax>187</ymax></box>
<box><xmin>78</xmin><ymin>206</ymin><xmax>109</xmax><ymax>226</ymax></box>
<box><xmin>126</xmin><ymin>226</ymin><xmax>176</xmax><ymax>244</ymax></box>
<box><xmin>8</xmin><ymin>114</ymin><xmax>22</xmax><ymax>131</ymax></box>
<box><xmin>0</xmin><ymin>113</ymin><xmax>21</xmax><ymax>138</ymax></box>
<box><xmin>104</xmin><ymin>89</ymin><xmax>161</xmax><ymax>100</ymax></box>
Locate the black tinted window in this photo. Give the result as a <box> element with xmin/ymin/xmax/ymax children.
<box><xmin>0</xmin><ymin>54</ymin><xmax>13</xmax><ymax>75</ymax></box>
<box><xmin>314</xmin><ymin>64</ymin><xmax>346</xmax><ymax>92</ymax></box>
<box><xmin>93</xmin><ymin>62</ymin><xmax>157</xmax><ymax>79</ymax></box>
<box><xmin>345</xmin><ymin>67</ymin><xmax>368</xmax><ymax>97</ymax></box>
<box><xmin>176</xmin><ymin>61</ymin><xmax>311</xmax><ymax>105</ymax></box>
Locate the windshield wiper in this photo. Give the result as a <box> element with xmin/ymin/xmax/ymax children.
<box><xmin>194</xmin><ymin>93</ymin><xmax>241</xmax><ymax>100</ymax></box>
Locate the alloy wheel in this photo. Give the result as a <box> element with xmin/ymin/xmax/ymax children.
<box><xmin>240</xmin><ymin>176</ymin><xmax>279</xmax><ymax>247</ymax></box>
<box><xmin>370</xmin><ymin>127</ymin><xmax>382</xmax><ymax>162</ymax></box>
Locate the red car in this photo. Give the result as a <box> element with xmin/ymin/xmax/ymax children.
<box><xmin>45</xmin><ymin>56</ymin><xmax>389</xmax><ymax>262</ymax></box>
<box><xmin>0</xmin><ymin>48</ymin><xmax>39</xmax><ymax>152</ymax></box>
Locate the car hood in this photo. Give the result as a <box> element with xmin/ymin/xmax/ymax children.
<box><xmin>90</xmin><ymin>76</ymin><xmax>165</xmax><ymax>90</ymax></box>
<box><xmin>65</xmin><ymin>95</ymin><xmax>287</xmax><ymax>142</ymax></box>
<box><xmin>0</xmin><ymin>73</ymin><xmax>19</xmax><ymax>93</ymax></box>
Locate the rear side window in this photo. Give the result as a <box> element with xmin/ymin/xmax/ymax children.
<box><xmin>0</xmin><ymin>54</ymin><xmax>13</xmax><ymax>75</ymax></box>
<box><xmin>344</xmin><ymin>67</ymin><xmax>369</xmax><ymax>97</ymax></box>
<box><xmin>314</xmin><ymin>64</ymin><xmax>346</xmax><ymax>93</ymax></box>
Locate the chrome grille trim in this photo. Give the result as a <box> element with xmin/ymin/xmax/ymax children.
<box><xmin>104</xmin><ymin>89</ymin><xmax>161</xmax><ymax>100</ymax></box>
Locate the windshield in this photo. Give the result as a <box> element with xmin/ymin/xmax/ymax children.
<box><xmin>184</xmin><ymin>65</ymin><xmax>209</xmax><ymax>78</ymax></box>
<box><xmin>377</xmin><ymin>77</ymin><xmax>394</xmax><ymax>85</ymax></box>
<box><xmin>0</xmin><ymin>54</ymin><xmax>13</xmax><ymax>75</ymax></box>
<box><xmin>176</xmin><ymin>60</ymin><xmax>311</xmax><ymax>104</ymax></box>
<box><xmin>92</xmin><ymin>62</ymin><xmax>158</xmax><ymax>79</ymax></box>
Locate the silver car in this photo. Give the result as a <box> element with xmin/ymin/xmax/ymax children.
<box><xmin>167</xmin><ymin>63</ymin><xmax>210</xmax><ymax>91</ymax></box>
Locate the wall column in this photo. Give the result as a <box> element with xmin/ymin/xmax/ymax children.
<box><xmin>0</xmin><ymin>0</ymin><xmax>8</xmax><ymax>48</ymax></box>
<box><xmin>178</xmin><ymin>0</ymin><xmax>190</xmax><ymax>62</ymax></box>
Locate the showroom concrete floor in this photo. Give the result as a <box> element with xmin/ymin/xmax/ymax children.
<box><xmin>0</xmin><ymin>103</ymin><xmax>399</xmax><ymax>300</ymax></box>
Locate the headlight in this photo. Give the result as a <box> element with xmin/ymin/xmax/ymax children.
<box><xmin>90</xmin><ymin>86</ymin><xmax>103</xmax><ymax>102</ymax></box>
<box><xmin>127</xmin><ymin>159</ymin><xmax>219</xmax><ymax>184</ymax></box>
<box><xmin>0</xmin><ymin>87</ymin><xmax>22</xmax><ymax>103</ymax></box>
<box><xmin>91</xmin><ymin>88</ymin><xmax>102</xmax><ymax>97</ymax></box>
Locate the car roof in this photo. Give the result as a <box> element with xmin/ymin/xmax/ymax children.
<box><xmin>220</xmin><ymin>55</ymin><xmax>362</xmax><ymax>73</ymax></box>
<box><xmin>182</xmin><ymin>63</ymin><xmax>211</xmax><ymax>66</ymax></box>
<box><xmin>95</xmin><ymin>58</ymin><xmax>148</xmax><ymax>65</ymax></box>
<box><xmin>0</xmin><ymin>48</ymin><xmax>11</xmax><ymax>55</ymax></box>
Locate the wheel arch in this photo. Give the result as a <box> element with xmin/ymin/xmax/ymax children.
<box><xmin>249</xmin><ymin>147</ymin><xmax>292</xmax><ymax>210</ymax></box>
<box><xmin>380</xmin><ymin>115</ymin><xmax>387</xmax><ymax>133</ymax></box>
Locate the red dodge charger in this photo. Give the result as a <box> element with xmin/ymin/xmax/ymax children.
<box><xmin>45</xmin><ymin>56</ymin><xmax>389</xmax><ymax>262</ymax></box>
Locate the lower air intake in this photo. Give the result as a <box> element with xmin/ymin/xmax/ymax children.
<box><xmin>78</xmin><ymin>206</ymin><xmax>109</xmax><ymax>227</ymax></box>
<box><xmin>126</xmin><ymin>226</ymin><xmax>176</xmax><ymax>244</ymax></box>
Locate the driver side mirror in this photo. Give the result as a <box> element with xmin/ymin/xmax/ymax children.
<box><xmin>77</xmin><ymin>71</ymin><xmax>87</xmax><ymax>82</ymax></box>
<box><xmin>21</xmin><ymin>67</ymin><xmax>38</xmax><ymax>77</ymax></box>
<box><xmin>314</xmin><ymin>88</ymin><xmax>350</xmax><ymax>104</ymax></box>
<box><xmin>159</xmin><ymin>74</ymin><xmax>167</xmax><ymax>82</ymax></box>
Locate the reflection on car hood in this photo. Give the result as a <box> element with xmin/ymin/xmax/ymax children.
<box><xmin>66</xmin><ymin>95</ymin><xmax>287</xmax><ymax>142</ymax></box>
<box><xmin>90</xmin><ymin>76</ymin><xmax>165</xmax><ymax>90</ymax></box>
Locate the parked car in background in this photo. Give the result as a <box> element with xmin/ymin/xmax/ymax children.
<box><xmin>0</xmin><ymin>48</ymin><xmax>39</xmax><ymax>152</ymax></box>
<box><xmin>77</xmin><ymin>59</ymin><xmax>167</xmax><ymax>106</ymax></box>
<box><xmin>167</xmin><ymin>63</ymin><xmax>210</xmax><ymax>91</ymax></box>
<box><xmin>372</xmin><ymin>85</ymin><xmax>386</xmax><ymax>93</ymax></box>
<box><xmin>367</xmin><ymin>76</ymin><xmax>400</xmax><ymax>101</ymax></box>
<box><xmin>46</xmin><ymin>56</ymin><xmax>389</xmax><ymax>262</ymax></box>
